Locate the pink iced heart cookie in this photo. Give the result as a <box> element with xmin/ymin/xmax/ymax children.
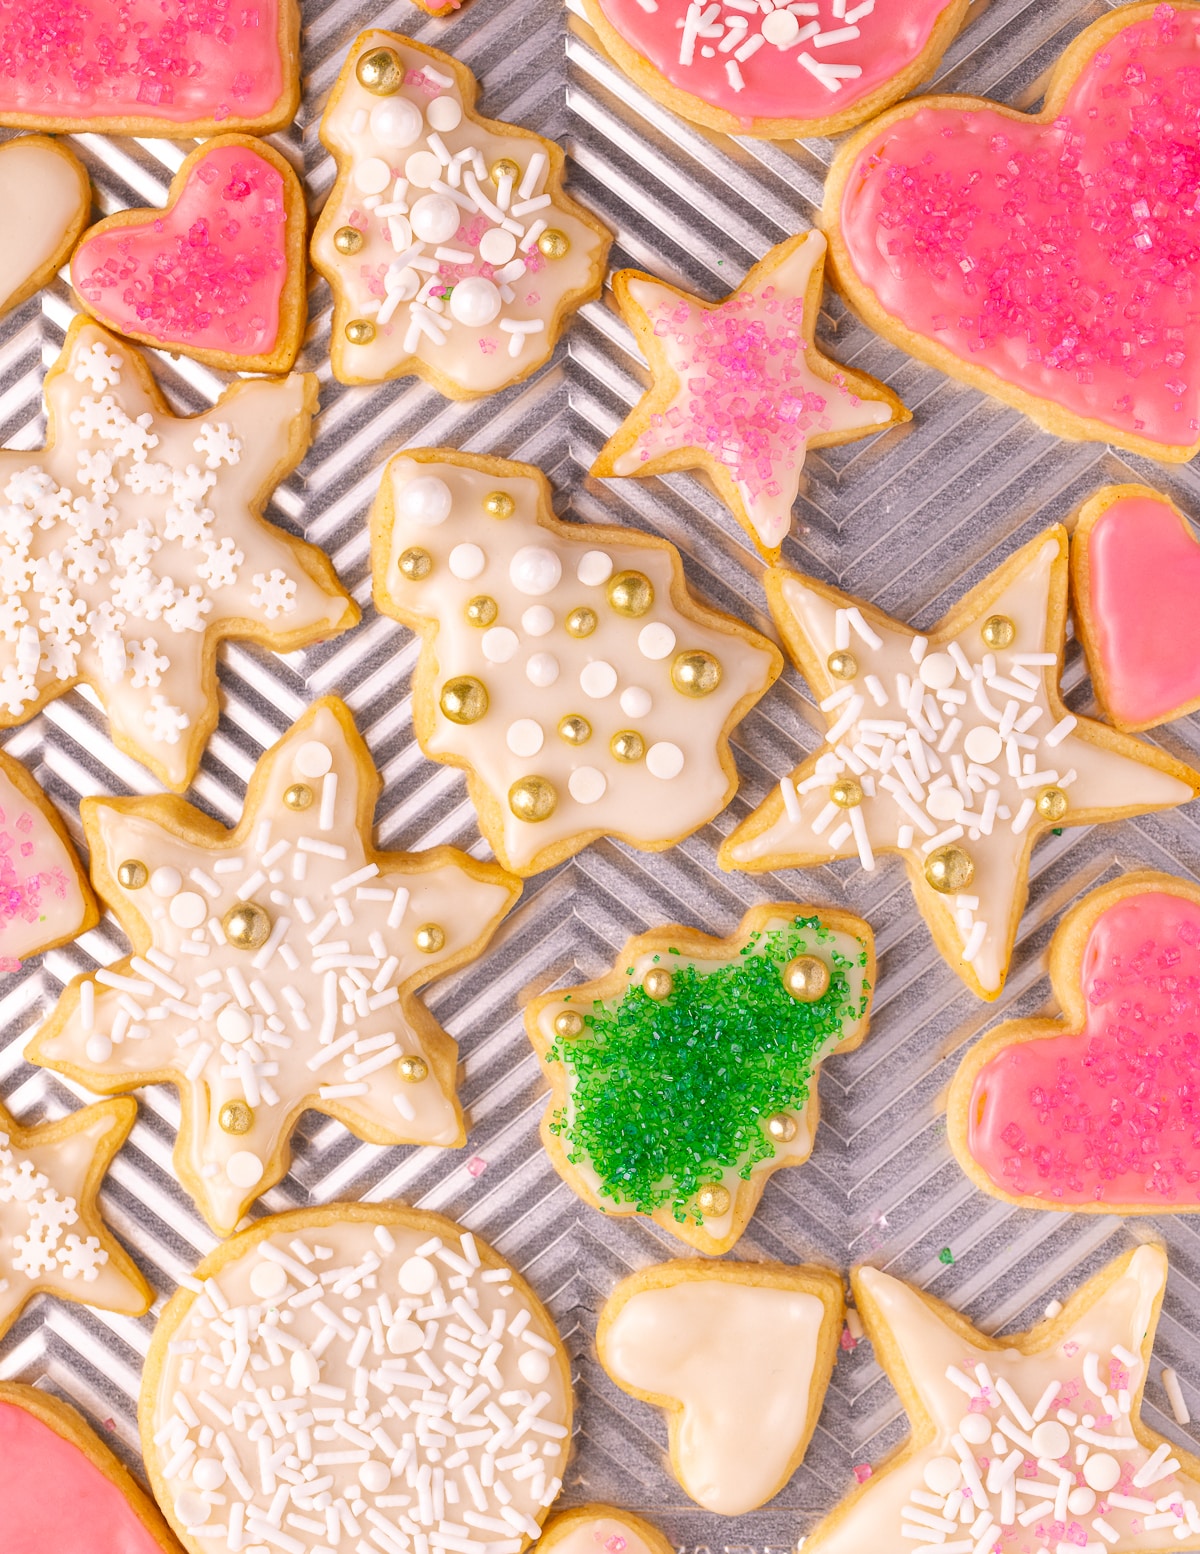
<box><xmin>71</xmin><ymin>137</ymin><xmax>306</xmax><ymax>374</ymax></box>
<box><xmin>1072</xmin><ymin>483</ymin><xmax>1200</xmax><ymax>732</ymax></box>
<box><xmin>825</xmin><ymin>3</ymin><xmax>1200</xmax><ymax>461</ymax></box>
<box><xmin>950</xmin><ymin>872</ymin><xmax>1200</xmax><ymax>1212</ymax></box>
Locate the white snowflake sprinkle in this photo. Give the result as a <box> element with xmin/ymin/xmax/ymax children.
<box><xmin>250</xmin><ymin>568</ymin><xmax>297</xmax><ymax>619</ymax></box>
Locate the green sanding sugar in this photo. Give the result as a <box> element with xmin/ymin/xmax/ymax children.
<box><xmin>547</xmin><ymin>916</ymin><xmax>869</xmax><ymax>1222</ymax></box>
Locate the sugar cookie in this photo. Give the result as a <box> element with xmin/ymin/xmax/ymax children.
<box><xmin>524</xmin><ymin>904</ymin><xmax>872</xmax><ymax>1253</ymax></box>
<box><xmin>0</xmin><ymin>747</ymin><xmax>97</xmax><ymax>968</ymax></box>
<box><xmin>29</xmin><ymin>699</ymin><xmax>520</xmax><ymax>1237</ymax></box>
<box><xmin>537</xmin><ymin>1507</ymin><xmax>674</xmax><ymax>1554</ymax></box>
<box><xmin>720</xmin><ymin>528</ymin><xmax>1199</xmax><ymax>1000</ymax></box>
<box><xmin>0</xmin><ymin>136</ymin><xmax>90</xmax><ymax>319</ymax></box>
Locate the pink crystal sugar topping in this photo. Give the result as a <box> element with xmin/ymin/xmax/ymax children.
<box><xmin>0</xmin><ymin>802</ymin><xmax>68</xmax><ymax>952</ymax></box>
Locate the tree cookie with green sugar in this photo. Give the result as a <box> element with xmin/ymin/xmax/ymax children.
<box><xmin>523</xmin><ymin>903</ymin><xmax>874</xmax><ymax>1254</ymax></box>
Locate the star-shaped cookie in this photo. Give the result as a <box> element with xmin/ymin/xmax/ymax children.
<box><xmin>29</xmin><ymin>698</ymin><xmax>521</xmax><ymax>1237</ymax></box>
<box><xmin>0</xmin><ymin>317</ymin><xmax>358</xmax><ymax>790</ymax></box>
<box><xmin>0</xmin><ymin>1094</ymin><xmax>151</xmax><ymax>1341</ymax></box>
<box><xmin>806</xmin><ymin>1244</ymin><xmax>1200</xmax><ymax>1554</ymax></box>
<box><xmin>720</xmin><ymin>529</ymin><xmax>1200</xmax><ymax>999</ymax></box>
<box><xmin>591</xmin><ymin>230</ymin><xmax>909</xmax><ymax>559</ymax></box>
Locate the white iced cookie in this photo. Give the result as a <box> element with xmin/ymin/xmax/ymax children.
<box><xmin>0</xmin><ymin>136</ymin><xmax>90</xmax><ymax>318</ymax></box>
<box><xmin>29</xmin><ymin>698</ymin><xmax>520</xmax><ymax>1237</ymax></box>
<box><xmin>0</xmin><ymin>748</ymin><xmax>96</xmax><ymax>967</ymax></box>
<box><xmin>311</xmin><ymin>31</ymin><xmax>611</xmax><ymax>396</ymax></box>
<box><xmin>597</xmin><ymin>1260</ymin><xmax>844</xmax><ymax>1515</ymax></box>
<box><xmin>142</xmin><ymin>1204</ymin><xmax>573</xmax><ymax>1554</ymax></box>
<box><xmin>536</xmin><ymin>1507</ymin><xmax>674</xmax><ymax>1554</ymax></box>
<box><xmin>370</xmin><ymin>449</ymin><xmax>782</xmax><ymax>876</ymax></box>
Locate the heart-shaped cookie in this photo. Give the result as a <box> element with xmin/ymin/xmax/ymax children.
<box><xmin>825</xmin><ymin>2</ymin><xmax>1200</xmax><ymax>462</ymax></box>
<box><xmin>1072</xmin><ymin>483</ymin><xmax>1200</xmax><ymax>732</ymax></box>
<box><xmin>949</xmin><ymin>871</ymin><xmax>1200</xmax><ymax>1212</ymax></box>
<box><xmin>71</xmin><ymin>135</ymin><xmax>306</xmax><ymax>374</ymax></box>
<box><xmin>0</xmin><ymin>136</ymin><xmax>90</xmax><ymax>319</ymax></box>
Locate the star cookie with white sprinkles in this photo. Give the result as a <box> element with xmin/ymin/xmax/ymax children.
<box><xmin>805</xmin><ymin>1245</ymin><xmax>1200</xmax><ymax>1554</ymax></box>
<box><xmin>720</xmin><ymin>529</ymin><xmax>1200</xmax><ymax>999</ymax></box>
<box><xmin>29</xmin><ymin>699</ymin><xmax>521</xmax><ymax>1237</ymax></box>
<box><xmin>0</xmin><ymin>1094</ymin><xmax>151</xmax><ymax>1340</ymax></box>
<box><xmin>591</xmin><ymin>230</ymin><xmax>909</xmax><ymax>559</ymax></box>
<box><xmin>0</xmin><ymin>317</ymin><xmax>357</xmax><ymax>790</ymax></box>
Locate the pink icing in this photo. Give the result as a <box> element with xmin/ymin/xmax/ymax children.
<box><xmin>967</xmin><ymin>889</ymin><xmax>1200</xmax><ymax>1205</ymax></box>
<box><xmin>838</xmin><ymin>4</ymin><xmax>1200</xmax><ymax>448</ymax></box>
<box><xmin>72</xmin><ymin>144</ymin><xmax>287</xmax><ymax>356</ymax></box>
<box><xmin>594</xmin><ymin>0</ymin><xmax>955</xmax><ymax>124</ymax></box>
<box><xmin>0</xmin><ymin>1399</ymin><xmax>164</xmax><ymax>1554</ymax></box>
<box><xmin>0</xmin><ymin>801</ymin><xmax>70</xmax><ymax>969</ymax></box>
<box><xmin>1085</xmin><ymin>493</ymin><xmax>1200</xmax><ymax>726</ymax></box>
<box><xmin>0</xmin><ymin>0</ymin><xmax>286</xmax><ymax>126</ymax></box>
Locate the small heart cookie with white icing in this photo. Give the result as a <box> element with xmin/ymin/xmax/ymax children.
<box><xmin>0</xmin><ymin>747</ymin><xmax>97</xmax><ymax>969</ymax></box>
<box><xmin>0</xmin><ymin>136</ymin><xmax>90</xmax><ymax>319</ymax></box>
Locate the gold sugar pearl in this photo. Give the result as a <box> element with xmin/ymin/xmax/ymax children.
<box><xmin>490</xmin><ymin>158</ymin><xmax>521</xmax><ymax>185</ymax></box>
<box><xmin>558</xmin><ymin>714</ymin><xmax>591</xmax><ymax>745</ymax></box>
<box><xmin>537</xmin><ymin>229</ymin><xmax>570</xmax><ymax>260</ymax></box>
<box><xmin>344</xmin><ymin>318</ymin><xmax>377</xmax><ymax>346</ymax></box>
<box><xmin>1036</xmin><ymin>785</ymin><xmax>1069</xmax><ymax>823</ymax></box>
<box><xmin>509</xmin><ymin>775</ymin><xmax>557</xmax><ymax>822</ymax></box>
<box><xmin>565</xmin><ymin>606</ymin><xmax>597</xmax><ymax>638</ymax></box>
<box><xmin>440</xmin><ymin>676</ymin><xmax>489</xmax><ymax>724</ymax></box>
<box><xmin>765</xmin><ymin>1111</ymin><xmax>798</xmax><ymax>1143</ymax></box>
<box><xmin>333</xmin><ymin>225</ymin><xmax>364</xmax><ymax>255</ymax></box>
<box><xmin>399</xmin><ymin>547</ymin><xmax>433</xmax><ymax>581</ymax></box>
<box><xmin>414</xmin><ymin>923</ymin><xmax>446</xmax><ymax>954</ymax></box>
<box><xmin>671</xmin><ymin>650</ymin><xmax>722</xmax><ymax>698</ymax></box>
<box><xmin>219</xmin><ymin>1100</ymin><xmax>254</xmax><ymax>1135</ymax></box>
<box><xmin>695</xmin><ymin>1182</ymin><xmax>731</xmax><ymax>1218</ymax></box>
<box><xmin>827</xmin><ymin>650</ymin><xmax>858</xmax><ymax>680</ymax></box>
<box><xmin>830</xmin><ymin>776</ymin><xmax>863</xmax><ymax>809</ymax></box>
<box><xmin>610</xmin><ymin>729</ymin><xmax>645</xmax><ymax>763</ymax></box>
<box><xmin>465</xmin><ymin>595</ymin><xmax>499</xmax><ymax>627</ymax></box>
<box><xmin>397</xmin><ymin>1054</ymin><xmax>429</xmax><ymax>1084</ymax></box>
<box><xmin>553</xmin><ymin>1010</ymin><xmax>583</xmax><ymax>1038</ymax></box>
<box><xmin>642</xmin><ymin>967</ymin><xmax>673</xmax><ymax>1000</ymax></box>
<box><xmin>782</xmin><ymin>955</ymin><xmax>831</xmax><ymax>1003</ymax></box>
<box><xmin>223</xmin><ymin>901</ymin><xmax>272</xmax><ymax>950</ymax></box>
<box><xmin>483</xmin><ymin>490</ymin><xmax>515</xmax><ymax>519</ymax></box>
<box><xmin>981</xmin><ymin>614</ymin><xmax>1016</xmax><ymax>650</ymax></box>
<box><xmin>283</xmin><ymin>783</ymin><xmax>313</xmax><ymax>811</ymax></box>
<box><xmin>117</xmin><ymin>859</ymin><xmax>148</xmax><ymax>889</ymax></box>
<box><xmin>607</xmin><ymin>570</ymin><xmax>654</xmax><ymax>618</ymax></box>
<box><xmin>924</xmin><ymin>843</ymin><xmax>975</xmax><ymax>894</ymax></box>
<box><xmin>356</xmin><ymin>46</ymin><xmax>404</xmax><ymax>94</ymax></box>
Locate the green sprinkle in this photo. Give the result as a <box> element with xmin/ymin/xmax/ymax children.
<box><xmin>1052</xmin><ymin>827</ymin><xmax>1063</xmax><ymax>836</ymax></box>
<box><xmin>938</xmin><ymin>1247</ymin><xmax>954</xmax><ymax>1266</ymax></box>
<box><xmin>547</xmin><ymin>916</ymin><xmax>869</xmax><ymax>1223</ymax></box>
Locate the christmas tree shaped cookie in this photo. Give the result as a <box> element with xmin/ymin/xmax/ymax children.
<box><xmin>311</xmin><ymin>31</ymin><xmax>611</xmax><ymax>396</ymax></box>
<box><xmin>370</xmin><ymin>449</ymin><xmax>782</xmax><ymax>876</ymax></box>
<box><xmin>0</xmin><ymin>749</ymin><xmax>97</xmax><ymax>969</ymax></box>
<box><xmin>30</xmin><ymin>699</ymin><xmax>520</xmax><ymax>1237</ymax></box>
<box><xmin>524</xmin><ymin>904</ymin><xmax>873</xmax><ymax>1252</ymax></box>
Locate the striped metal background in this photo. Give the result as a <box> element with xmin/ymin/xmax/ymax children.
<box><xmin>4</xmin><ymin>0</ymin><xmax>1200</xmax><ymax>1546</ymax></box>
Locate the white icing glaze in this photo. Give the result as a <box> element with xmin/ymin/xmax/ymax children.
<box><xmin>149</xmin><ymin>1214</ymin><xmax>571</xmax><ymax>1554</ymax></box>
<box><xmin>603</xmin><ymin>1277</ymin><xmax>827</xmax><ymax>1515</ymax></box>
<box><xmin>0</xmin><ymin>759</ymin><xmax>89</xmax><ymax>965</ymax></box>
<box><xmin>542</xmin><ymin>1515</ymin><xmax>657</xmax><ymax>1554</ymax></box>
<box><xmin>0</xmin><ymin>139</ymin><xmax>87</xmax><ymax>316</ymax></box>
<box><xmin>727</xmin><ymin>534</ymin><xmax>1194</xmax><ymax>992</ymax></box>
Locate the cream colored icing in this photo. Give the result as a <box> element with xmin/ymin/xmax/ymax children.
<box><xmin>149</xmin><ymin>1214</ymin><xmax>571</xmax><ymax>1554</ymax></box>
<box><xmin>313</xmin><ymin>34</ymin><xmax>607</xmax><ymax>393</ymax></box>
<box><xmin>809</xmin><ymin>1246</ymin><xmax>1198</xmax><ymax>1554</ymax></box>
<box><xmin>378</xmin><ymin>455</ymin><xmax>778</xmax><ymax>873</ymax></box>
<box><xmin>34</xmin><ymin>702</ymin><xmax>515</xmax><ymax>1235</ymax></box>
<box><xmin>0</xmin><ymin>761</ymin><xmax>88</xmax><ymax>965</ymax></box>
<box><xmin>727</xmin><ymin>534</ymin><xmax>1194</xmax><ymax>992</ymax></box>
<box><xmin>0</xmin><ymin>321</ymin><xmax>349</xmax><ymax>786</ymax></box>
<box><xmin>544</xmin><ymin>1515</ymin><xmax>656</xmax><ymax>1554</ymax></box>
<box><xmin>603</xmin><ymin>1277</ymin><xmax>826</xmax><ymax>1514</ymax></box>
<box><xmin>0</xmin><ymin>139</ymin><xmax>86</xmax><ymax>316</ymax></box>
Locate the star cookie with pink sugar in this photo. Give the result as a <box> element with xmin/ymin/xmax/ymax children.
<box><xmin>0</xmin><ymin>749</ymin><xmax>97</xmax><ymax>970</ymax></box>
<box><xmin>591</xmin><ymin>230</ymin><xmax>908</xmax><ymax>559</ymax></box>
<box><xmin>0</xmin><ymin>1094</ymin><xmax>151</xmax><ymax>1341</ymax></box>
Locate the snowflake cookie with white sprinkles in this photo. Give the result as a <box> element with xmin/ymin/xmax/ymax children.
<box><xmin>720</xmin><ymin>528</ymin><xmax>1200</xmax><ymax>1000</ymax></box>
<box><xmin>0</xmin><ymin>1094</ymin><xmax>152</xmax><ymax>1341</ymax></box>
<box><xmin>311</xmin><ymin>31</ymin><xmax>612</xmax><ymax>396</ymax></box>
<box><xmin>369</xmin><ymin>449</ymin><xmax>782</xmax><ymax>876</ymax></box>
<box><xmin>0</xmin><ymin>318</ymin><xmax>357</xmax><ymax>790</ymax></box>
<box><xmin>141</xmin><ymin>1203</ymin><xmax>573</xmax><ymax>1554</ymax></box>
<box><xmin>803</xmin><ymin>1244</ymin><xmax>1200</xmax><ymax>1554</ymax></box>
<box><xmin>29</xmin><ymin>699</ymin><xmax>520</xmax><ymax>1238</ymax></box>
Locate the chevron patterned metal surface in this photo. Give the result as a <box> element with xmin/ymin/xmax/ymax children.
<box><xmin>3</xmin><ymin>0</ymin><xmax>1200</xmax><ymax>1546</ymax></box>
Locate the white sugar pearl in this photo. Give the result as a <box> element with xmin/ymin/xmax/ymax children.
<box><xmin>290</xmin><ymin>1349</ymin><xmax>320</xmax><ymax>1392</ymax></box>
<box><xmin>410</xmin><ymin>193</ymin><xmax>460</xmax><ymax>245</ymax></box>
<box><xmin>637</xmin><ymin>622</ymin><xmax>676</xmax><ymax>660</ymax></box>
<box><xmin>620</xmin><ymin>686</ymin><xmax>652</xmax><ymax>718</ymax></box>
<box><xmin>449</xmin><ymin>543</ymin><xmax>486</xmax><ymax>580</ymax></box>
<box><xmin>150</xmin><ymin>866</ymin><xmax>181</xmax><ymax>897</ymax></box>
<box><xmin>918</xmin><ymin>652</ymin><xmax>957</xmax><ymax>689</ymax></box>
<box><xmin>386</xmin><ymin>1319</ymin><xmax>424</xmax><ymax>1354</ymax></box>
<box><xmin>86</xmin><ymin>1033</ymin><xmax>113</xmax><ymax>1063</ymax></box>
<box><xmin>482</xmin><ymin>626</ymin><xmax>519</xmax><ymax>663</ymax></box>
<box><xmin>923</xmin><ymin>1457</ymin><xmax>961</xmax><ymax>1496</ymax></box>
<box><xmin>957</xmin><ymin>1413</ymin><xmax>990</xmax><ymax>1445</ymax></box>
<box><xmin>399</xmin><ymin>1255</ymin><xmax>438</xmax><ymax>1294</ymax></box>
<box><xmin>217</xmin><ymin>1005</ymin><xmax>253</xmax><ymax>1043</ymax></box>
<box><xmin>370</xmin><ymin>98</ymin><xmax>423</xmax><ymax>147</ymax></box>
<box><xmin>226</xmin><ymin>1150</ymin><xmax>264</xmax><ymax>1188</ymax></box>
<box><xmin>295</xmin><ymin>739</ymin><xmax>333</xmax><ymax>778</ymax></box>
<box><xmin>580</xmin><ymin>660</ymin><xmax>617</xmax><ymax>699</ymax></box>
<box><xmin>761</xmin><ymin>7</ymin><xmax>799</xmax><ymax>43</ymax></box>
<box><xmin>926</xmin><ymin>788</ymin><xmax>963</xmax><ymax>822</ymax></box>
<box><xmin>354</xmin><ymin>156</ymin><xmax>392</xmax><ymax>194</ymax></box>
<box><xmin>479</xmin><ymin>228</ymin><xmax>517</xmax><ymax>265</ymax></box>
<box><xmin>568</xmin><ymin>766</ymin><xmax>606</xmax><ymax>805</ymax></box>
<box><xmin>963</xmin><ymin>725</ymin><xmax>1003</xmax><ymax>764</ymax></box>
<box><xmin>175</xmin><ymin>1492</ymin><xmax>210</xmax><ymax>1529</ymax></box>
<box><xmin>518</xmin><ymin>1348</ymin><xmax>552</xmax><ymax>1383</ymax></box>
<box><xmin>577</xmin><ymin>550</ymin><xmax>613</xmax><ymax>586</ymax></box>
<box><xmin>1067</xmin><ymin>1487</ymin><xmax>1096</xmax><ymax>1515</ymax></box>
<box><xmin>425</xmin><ymin>95</ymin><xmax>462</xmax><ymax>132</ymax></box>
<box><xmin>526</xmin><ymin>653</ymin><xmax>559</xmax><ymax>686</ymax></box>
<box><xmin>169</xmin><ymin>890</ymin><xmax>206</xmax><ymax>928</ymax></box>
<box><xmin>397</xmin><ymin>474</ymin><xmax>453</xmax><ymax>526</ymax></box>
<box><xmin>249</xmin><ymin>1260</ymin><xmax>288</xmax><ymax>1300</ymax></box>
<box><xmin>522</xmin><ymin>606</ymin><xmax>554</xmax><ymax>636</ymax></box>
<box><xmin>1030</xmin><ymin>1420</ymin><xmax>1070</xmax><ymax>1459</ymax></box>
<box><xmin>646</xmin><ymin>741</ymin><xmax>684</xmax><ymax>780</ymax></box>
<box><xmin>389</xmin><ymin>264</ymin><xmax>421</xmax><ymax>302</ymax></box>
<box><xmin>507</xmin><ymin>719</ymin><xmax>544</xmax><ymax>757</ymax></box>
<box><xmin>1083</xmin><ymin>1452</ymin><xmax>1120</xmax><ymax>1492</ymax></box>
<box><xmin>404</xmin><ymin>150</ymin><xmax>442</xmax><ymax>188</ymax></box>
<box><xmin>359</xmin><ymin>1460</ymin><xmax>391</xmax><ymax>1494</ymax></box>
<box><xmin>510</xmin><ymin>545</ymin><xmax>562</xmax><ymax>596</ymax></box>
<box><xmin>449</xmin><ymin>275</ymin><xmax>502</xmax><ymax>328</ymax></box>
<box><xmin>192</xmin><ymin>1458</ymin><xmax>226</xmax><ymax>1491</ymax></box>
